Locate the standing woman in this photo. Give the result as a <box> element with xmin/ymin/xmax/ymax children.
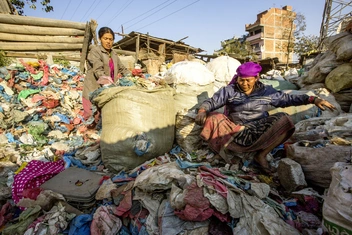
<box><xmin>83</xmin><ymin>27</ymin><xmax>130</xmax><ymax>121</ymax></box>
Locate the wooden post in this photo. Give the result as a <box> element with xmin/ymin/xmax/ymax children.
<box><xmin>136</xmin><ymin>34</ymin><xmax>140</xmax><ymax>62</ymax></box>
<box><xmin>158</xmin><ymin>43</ymin><xmax>165</xmax><ymax>57</ymax></box>
<box><xmin>80</xmin><ymin>22</ymin><xmax>92</xmax><ymax>73</ymax></box>
<box><xmin>147</xmin><ymin>33</ymin><xmax>150</xmax><ymax>55</ymax></box>
<box><xmin>90</xmin><ymin>19</ymin><xmax>98</xmax><ymax>45</ymax></box>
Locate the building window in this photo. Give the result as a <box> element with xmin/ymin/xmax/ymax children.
<box><xmin>252</xmin><ymin>43</ymin><xmax>261</xmax><ymax>52</ymax></box>
<box><xmin>254</xmin><ymin>29</ymin><xmax>262</xmax><ymax>35</ymax></box>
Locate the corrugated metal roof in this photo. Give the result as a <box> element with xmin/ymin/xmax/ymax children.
<box><xmin>114</xmin><ymin>31</ymin><xmax>203</xmax><ymax>60</ymax></box>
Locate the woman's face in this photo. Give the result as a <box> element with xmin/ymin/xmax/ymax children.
<box><xmin>237</xmin><ymin>76</ymin><xmax>257</xmax><ymax>93</ymax></box>
<box><xmin>100</xmin><ymin>33</ymin><xmax>114</xmax><ymax>51</ymax></box>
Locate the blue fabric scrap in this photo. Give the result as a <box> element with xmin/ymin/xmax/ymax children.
<box><xmin>68</xmin><ymin>214</ymin><xmax>92</xmax><ymax>235</ymax></box>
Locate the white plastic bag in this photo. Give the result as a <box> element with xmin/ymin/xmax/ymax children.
<box><xmin>322</xmin><ymin>162</ymin><xmax>352</xmax><ymax>234</ymax></box>
<box><xmin>206</xmin><ymin>56</ymin><xmax>241</xmax><ymax>82</ymax></box>
<box><xmin>163</xmin><ymin>61</ymin><xmax>215</xmax><ymax>85</ymax></box>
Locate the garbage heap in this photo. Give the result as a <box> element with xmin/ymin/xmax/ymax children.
<box><xmin>0</xmin><ymin>32</ymin><xmax>351</xmax><ymax>235</ymax></box>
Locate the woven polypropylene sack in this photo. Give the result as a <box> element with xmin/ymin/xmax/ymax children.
<box><xmin>94</xmin><ymin>86</ymin><xmax>176</xmax><ymax>173</ymax></box>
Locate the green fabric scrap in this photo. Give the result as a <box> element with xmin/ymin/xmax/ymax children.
<box><xmin>15</xmin><ymin>63</ymin><xmax>25</xmax><ymax>70</ymax></box>
<box><xmin>2</xmin><ymin>205</ymin><xmax>42</xmax><ymax>235</ymax></box>
<box><xmin>30</xmin><ymin>71</ymin><xmax>43</xmax><ymax>80</ymax></box>
<box><xmin>18</xmin><ymin>89</ymin><xmax>41</xmax><ymax>100</ymax></box>
<box><xmin>5</xmin><ymin>73</ymin><xmax>10</xmax><ymax>80</ymax></box>
<box><xmin>28</xmin><ymin>124</ymin><xmax>48</xmax><ymax>144</ymax></box>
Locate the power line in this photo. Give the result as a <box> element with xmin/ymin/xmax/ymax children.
<box><xmin>106</xmin><ymin>0</ymin><xmax>135</xmax><ymax>24</ymax></box>
<box><xmin>124</xmin><ymin>0</ymin><xmax>178</xmax><ymax>30</ymax></box>
<box><xmin>69</xmin><ymin>0</ymin><xmax>84</xmax><ymax>21</ymax></box>
<box><xmin>60</xmin><ymin>0</ymin><xmax>72</xmax><ymax>20</ymax></box>
<box><xmin>95</xmin><ymin>0</ymin><xmax>116</xmax><ymax>21</ymax></box>
<box><xmin>134</xmin><ymin>0</ymin><xmax>200</xmax><ymax>32</ymax></box>
<box><xmin>122</xmin><ymin>0</ymin><xmax>173</xmax><ymax>26</ymax></box>
<box><xmin>79</xmin><ymin>0</ymin><xmax>99</xmax><ymax>22</ymax></box>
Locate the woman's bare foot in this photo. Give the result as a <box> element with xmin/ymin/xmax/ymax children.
<box><xmin>254</xmin><ymin>154</ymin><xmax>274</xmax><ymax>175</ymax></box>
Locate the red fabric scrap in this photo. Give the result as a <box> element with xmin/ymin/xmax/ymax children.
<box><xmin>200</xmin><ymin>171</ymin><xmax>228</xmax><ymax>198</ymax></box>
<box><xmin>99</xmin><ymin>176</ymin><xmax>111</xmax><ymax>185</ymax></box>
<box><xmin>174</xmin><ymin>182</ymin><xmax>214</xmax><ymax>221</ymax></box>
<box><xmin>32</xmin><ymin>94</ymin><xmax>45</xmax><ymax>103</ymax></box>
<box><xmin>6</xmin><ymin>70</ymin><xmax>16</xmax><ymax>88</ymax></box>
<box><xmin>132</xmin><ymin>69</ymin><xmax>144</xmax><ymax>77</ymax></box>
<box><xmin>42</xmin><ymin>98</ymin><xmax>60</xmax><ymax>109</ymax></box>
<box><xmin>212</xmin><ymin>210</ymin><xmax>230</xmax><ymax>222</ymax></box>
<box><xmin>199</xmin><ymin>165</ymin><xmax>227</xmax><ymax>179</ymax></box>
<box><xmin>39</xmin><ymin>60</ymin><xmax>49</xmax><ymax>86</ymax></box>
<box><xmin>19</xmin><ymin>59</ymin><xmax>36</xmax><ymax>74</ymax></box>
<box><xmin>22</xmin><ymin>187</ymin><xmax>43</xmax><ymax>200</ymax></box>
<box><xmin>114</xmin><ymin>189</ymin><xmax>133</xmax><ymax>217</ymax></box>
<box><xmin>0</xmin><ymin>202</ymin><xmax>13</xmax><ymax>227</ymax></box>
<box><xmin>73</xmin><ymin>117</ymin><xmax>82</xmax><ymax>125</ymax></box>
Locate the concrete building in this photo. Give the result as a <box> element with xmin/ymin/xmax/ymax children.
<box><xmin>245</xmin><ymin>5</ymin><xmax>296</xmax><ymax>63</ymax></box>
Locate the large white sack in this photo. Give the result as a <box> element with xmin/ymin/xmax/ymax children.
<box><xmin>322</xmin><ymin>162</ymin><xmax>352</xmax><ymax>235</ymax></box>
<box><xmin>268</xmin><ymin>89</ymin><xmax>340</xmax><ymax>124</ymax></box>
<box><xmin>163</xmin><ymin>61</ymin><xmax>215</xmax><ymax>85</ymax></box>
<box><xmin>286</xmin><ymin>141</ymin><xmax>351</xmax><ymax>188</ymax></box>
<box><xmin>325</xmin><ymin>63</ymin><xmax>352</xmax><ymax>93</ymax></box>
<box><xmin>175</xmin><ymin>110</ymin><xmax>203</xmax><ymax>153</ymax></box>
<box><xmin>306</xmin><ymin>51</ymin><xmax>343</xmax><ymax>84</ymax></box>
<box><xmin>206</xmin><ymin>56</ymin><xmax>241</xmax><ymax>82</ymax></box>
<box><xmin>323</xmin><ymin>31</ymin><xmax>352</xmax><ymax>61</ymax></box>
<box><xmin>173</xmin><ymin>83</ymin><xmax>215</xmax><ymax>112</ymax></box>
<box><xmin>290</xmin><ymin>113</ymin><xmax>352</xmax><ymax>143</ymax></box>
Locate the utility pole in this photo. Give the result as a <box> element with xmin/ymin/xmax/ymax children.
<box><xmin>318</xmin><ymin>0</ymin><xmax>352</xmax><ymax>50</ymax></box>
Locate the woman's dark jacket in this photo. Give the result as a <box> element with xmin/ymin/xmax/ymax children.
<box><xmin>199</xmin><ymin>82</ymin><xmax>311</xmax><ymax>124</ymax></box>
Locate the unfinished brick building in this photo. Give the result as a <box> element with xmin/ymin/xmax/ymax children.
<box><xmin>245</xmin><ymin>5</ymin><xmax>296</xmax><ymax>63</ymax></box>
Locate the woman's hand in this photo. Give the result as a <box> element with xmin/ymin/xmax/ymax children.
<box><xmin>314</xmin><ymin>97</ymin><xmax>336</xmax><ymax>111</ymax></box>
<box><xmin>195</xmin><ymin>109</ymin><xmax>207</xmax><ymax>126</ymax></box>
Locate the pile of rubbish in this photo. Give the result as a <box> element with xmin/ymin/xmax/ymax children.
<box><xmin>0</xmin><ymin>36</ymin><xmax>352</xmax><ymax>234</ymax></box>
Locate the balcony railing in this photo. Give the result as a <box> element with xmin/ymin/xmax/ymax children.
<box><xmin>246</xmin><ymin>33</ymin><xmax>263</xmax><ymax>41</ymax></box>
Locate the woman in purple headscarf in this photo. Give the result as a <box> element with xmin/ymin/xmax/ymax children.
<box><xmin>195</xmin><ymin>62</ymin><xmax>336</xmax><ymax>174</ymax></box>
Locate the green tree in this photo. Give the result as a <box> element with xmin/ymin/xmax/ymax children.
<box><xmin>218</xmin><ymin>35</ymin><xmax>256</xmax><ymax>60</ymax></box>
<box><xmin>279</xmin><ymin>11</ymin><xmax>306</xmax><ymax>68</ymax></box>
<box><xmin>294</xmin><ymin>34</ymin><xmax>319</xmax><ymax>56</ymax></box>
<box><xmin>10</xmin><ymin>0</ymin><xmax>53</xmax><ymax>15</ymax></box>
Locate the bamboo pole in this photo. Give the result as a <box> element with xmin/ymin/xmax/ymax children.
<box><xmin>0</xmin><ymin>42</ymin><xmax>83</xmax><ymax>51</ymax></box>
<box><xmin>0</xmin><ymin>23</ymin><xmax>85</xmax><ymax>36</ymax></box>
<box><xmin>0</xmin><ymin>14</ymin><xmax>86</xmax><ymax>30</ymax></box>
<box><xmin>0</xmin><ymin>32</ymin><xmax>83</xmax><ymax>43</ymax></box>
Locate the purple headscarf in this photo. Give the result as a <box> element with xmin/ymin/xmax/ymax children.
<box><xmin>228</xmin><ymin>62</ymin><xmax>262</xmax><ymax>85</ymax></box>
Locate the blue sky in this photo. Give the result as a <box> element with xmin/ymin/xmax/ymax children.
<box><xmin>23</xmin><ymin>0</ymin><xmax>325</xmax><ymax>54</ymax></box>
